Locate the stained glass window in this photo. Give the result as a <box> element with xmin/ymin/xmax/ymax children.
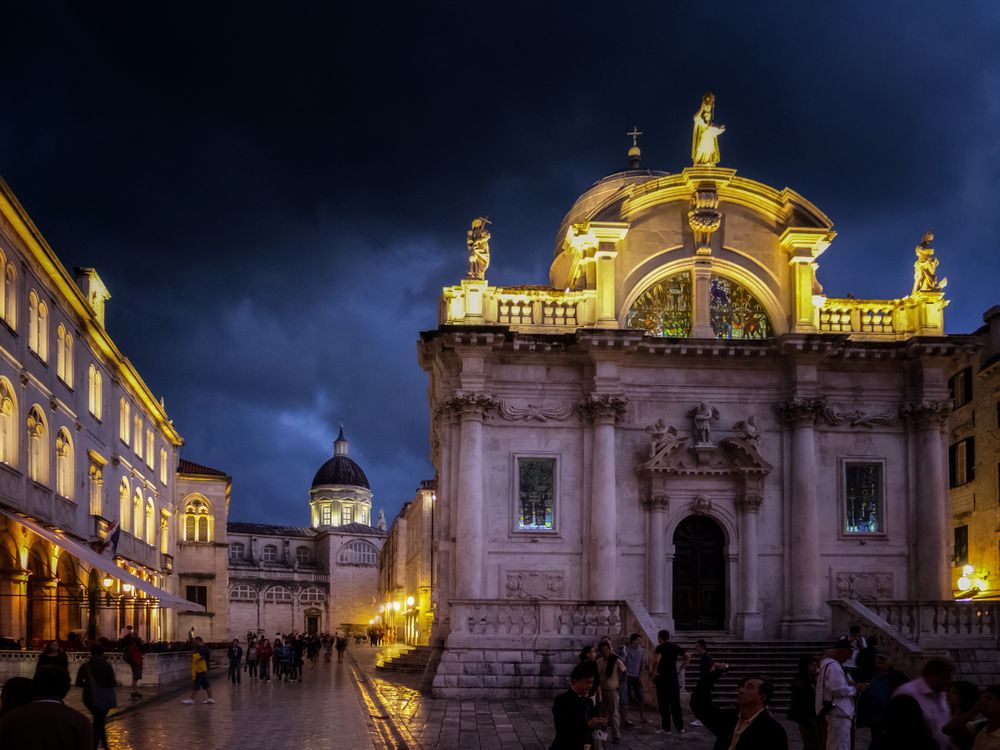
<box><xmin>845</xmin><ymin>462</ymin><xmax>883</xmax><ymax>534</ymax></box>
<box><xmin>709</xmin><ymin>275</ymin><xmax>772</xmax><ymax>339</ymax></box>
<box><xmin>626</xmin><ymin>272</ymin><xmax>692</xmax><ymax>337</ymax></box>
<box><xmin>517</xmin><ymin>457</ymin><xmax>555</xmax><ymax>531</ymax></box>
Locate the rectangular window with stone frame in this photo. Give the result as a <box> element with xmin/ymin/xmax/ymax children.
<box><xmin>185</xmin><ymin>585</ymin><xmax>208</xmax><ymax>608</ymax></box>
<box><xmin>842</xmin><ymin>460</ymin><xmax>885</xmax><ymax>536</ymax></box>
<box><xmin>513</xmin><ymin>456</ymin><xmax>557</xmax><ymax>533</ymax></box>
<box><xmin>949</xmin><ymin>438</ymin><xmax>975</xmax><ymax>487</ymax></box>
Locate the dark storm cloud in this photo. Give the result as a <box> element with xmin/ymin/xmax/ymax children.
<box><xmin>0</xmin><ymin>2</ymin><xmax>997</xmax><ymax>523</ymax></box>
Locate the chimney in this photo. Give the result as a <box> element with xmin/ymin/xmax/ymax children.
<box><xmin>74</xmin><ymin>268</ymin><xmax>111</xmax><ymax>327</ymax></box>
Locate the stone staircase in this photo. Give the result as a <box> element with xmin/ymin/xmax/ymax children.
<box><xmin>375</xmin><ymin>645</ymin><xmax>433</xmax><ymax>674</ymax></box>
<box><xmin>679</xmin><ymin>638</ymin><xmax>830</xmax><ymax>714</ymax></box>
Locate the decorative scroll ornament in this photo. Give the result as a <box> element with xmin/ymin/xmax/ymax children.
<box><xmin>466</xmin><ymin>216</ymin><xmax>491</xmax><ymax>281</ymax></box>
<box><xmin>692</xmin><ymin>91</ymin><xmax>726</xmax><ymax>166</ymax></box>
<box><xmin>579</xmin><ymin>394</ymin><xmax>628</xmax><ymax>423</ymax></box>
<box><xmin>496</xmin><ymin>401</ymin><xmax>576</xmax><ymax>422</ymax></box>
<box><xmin>732</xmin><ymin>415</ymin><xmax>761</xmax><ymax>448</ymax></box>
<box><xmin>688</xmin><ymin>184</ymin><xmax>722</xmax><ymax>254</ymax></box>
<box><xmin>912</xmin><ymin>231</ymin><xmax>947</xmax><ymax>294</ymax></box>
<box><xmin>899</xmin><ymin>400</ymin><xmax>952</xmax><ymax>426</ymax></box>
<box><xmin>818</xmin><ymin>405</ymin><xmax>899</xmax><ymax>428</ymax></box>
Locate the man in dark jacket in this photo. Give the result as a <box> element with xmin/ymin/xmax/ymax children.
<box><xmin>550</xmin><ymin>664</ymin><xmax>607</xmax><ymax>750</ymax></box>
<box><xmin>691</xmin><ymin>662</ymin><xmax>789</xmax><ymax>750</ymax></box>
<box><xmin>227</xmin><ymin>639</ymin><xmax>244</xmax><ymax>684</ymax></box>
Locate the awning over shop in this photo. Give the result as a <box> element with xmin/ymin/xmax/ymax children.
<box><xmin>0</xmin><ymin>506</ymin><xmax>205</xmax><ymax>612</ymax></box>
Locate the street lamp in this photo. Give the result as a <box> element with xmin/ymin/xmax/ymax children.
<box><xmin>102</xmin><ymin>576</ymin><xmax>113</xmax><ymax>589</ymax></box>
<box><xmin>392</xmin><ymin>601</ymin><xmax>400</xmax><ymax>612</ymax></box>
<box><xmin>406</xmin><ymin>596</ymin><xmax>415</xmax><ymax>607</ymax></box>
<box><xmin>122</xmin><ymin>583</ymin><xmax>133</xmax><ymax>594</ymax></box>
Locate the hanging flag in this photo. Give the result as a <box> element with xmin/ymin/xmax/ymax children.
<box><xmin>100</xmin><ymin>519</ymin><xmax>121</xmax><ymax>555</ymax></box>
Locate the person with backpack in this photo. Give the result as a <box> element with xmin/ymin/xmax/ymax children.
<box><xmin>75</xmin><ymin>645</ymin><xmax>118</xmax><ymax>749</ymax></box>
<box><xmin>121</xmin><ymin>627</ymin><xmax>144</xmax><ymax>700</ymax></box>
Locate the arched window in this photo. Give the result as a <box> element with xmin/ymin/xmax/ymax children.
<box><xmin>230</xmin><ymin>584</ymin><xmax>257</xmax><ymax>601</ymax></box>
<box><xmin>55</xmin><ymin>428</ymin><xmax>73</xmax><ymax>498</ymax></box>
<box><xmin>159</xmin><ymin>512</ymin><xmax>169</xmax><ymax>553</ymax></box>
<box><xmin>263</xmin><ymin>586</ymin><xmax>292</xmax><ymax>603</ymax></box>
<box><xmin>295</xmin><ymin>546</ymin><xmax>310</xmax><ymax>565</ymax></box>
<box><xmin>56</xmin><ymin>324</ymin><xmax>74</xmax><ymax>387</ymax></box>
<box><xmin>145</xmin><ymin>499</ymin><xmax>155</xmax><ymax>545</ymax></box>
<box><xmin>26</xmin><ymin>405</ymin><xmax>48</xmax><ymax>485</ymax></box>
<box><xmin>132</xmin><ymin>489</ymin><xmax>143</xmax><ymax>541</ymax></box>
<box><xmin>0</xmin><ymin>378</ymin><xmax>18</xmax><ymax>466</ymax></box>
<box><xmin>28</xmin><ymin>291</ymin><xmax>38</xmax><ymax>354</ymax></box>
<box><xmin>133</xmin><ymin>416</ymin><xmax>143</xmax><ymax>456</ymax></box>
<box><xmin>229</xmin><ymin>542</ymin><xmax>245</xmax><ymax>560</ymax></box>
<box><xmin>159</xmin><ymin>448</ymin><xmax>168</xmax><ymax>484</ymax></box>
<box><xmin>2</xmin><ymin>263</ymin><xmax>14</xmax><ymax>330</ymax></box>
<box><xmin>88</xmin><ymin>365</ymin><xmax>102</xmax><ymax>419</ymax></box>
<box><xmin>261</xmin><ymin>544</ymin><xmax>278</xmax><ymax>562</ymax></box>
<box><xmin>119</xmin><ymin>478</ymin><xmax>130</xmax><ymax>531</ymax></box>
<box><xmin>119</xmin><ymin>399</ymin><xmax>130</xmax><ymax>443</ymax></box>
<box><xmin>300</xmin><ymin>587</ymin><xmax>325</xmax><ymax>604</ymax></box>
<box><xmin>336</xmin><ymin>539</ymin><xmax>378</xmax><ymax>566</ymax></box>
<box><xmin>626</xmin><ymin>272</ymin><xmax>692</xmax><ymax>337</ymax></box>
<box><xmin>37</xmin><ymin>301</ymin><xmax>48</xmax><ymax>361</ymax></box>
<box><xmin>182</xmin><ymin>496</ymin><xmax>211</xmax><ymax>542</ymax></box>
<box><xmin>88</xmin><ymin>462</ymin><xmax>103</xmax><ymax>516</ymax></box>
<box><xmin>145</xmin><ymin>430</ymin><xmax>154</xmax><ymax>468</ymax></box>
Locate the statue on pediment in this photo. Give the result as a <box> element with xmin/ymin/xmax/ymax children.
<box><xmin>733</xmin><ymin>415</ymin><xmax>761</xmax><ymax>449</ymax></box>
<box><xmin>912</xmin><ymin>231</ymin><xmax>947</xmax><ymax>294</ymax></box>
<box><xmin>467</xmin><ymin>217</ymin><xmax>492</xmax><ymax>280</ymax></box>
<box><xmin>645</xmin><ymin>418</ymin><xmax>682</xmax><ymax>462</ymax></box>
<box><xmin>692</xmin><ymin>92</ymin><xmax>726</xmax><ymax>167</ymax></box>
<box><xmin>690</xmin><ymin>401</ymin><xmax>720</xmax><ymax>446</ymax></box>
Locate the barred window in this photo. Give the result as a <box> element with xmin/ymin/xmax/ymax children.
<box><xmin>516</xmin><ymin>457</ymin><xmax>556</xmax><ymax>532</ymax></box>
<box><xmin>336</xmin><ymin>539</ymin><xmax>377</xmax><ymax>566</ymax></box>
<box><xmin>844</xmin><ymin>462</ymin><xmax>883</xmax><ymax>535</ymax></box>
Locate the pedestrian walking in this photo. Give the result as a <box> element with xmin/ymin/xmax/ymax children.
<box><xmin>787</xmin><ymin>655</ymin><xmax>822</xmax><ymax>750</ymax></box>
<box><xmin>75</xmin><ymin>645</ymin><xmax>118</xmax><ymax>749</ymax></box>
<box><xmin>121</xmin><ymin>628</ymin><xmax>144</xmax><ymax>699</ymax></box>
<box><xmin>246</xmin><ymin>638</ymin><xmax>259</xmax><ymax>680</ymax></box>
<box><xmin>652</xmin><ymin>629</ymin><xmax>687</xmax><ymax>735</ymax></box>
<box><xmin>621</xmin><ymin>633</ymin><xmax>647</xmax><ymax>726</ymax></box>
<box><xmin>257</xmin><ymin>638</ymin><xmax>272</xmax><ymax>682</ymax></box>
<box><xmin>550</xmin><ymin>664</ymin><xmax>607</xmax><ymax>750</ymax></box>
<box><xmin>868</xmin><ymin>694</ymin><xmax>938</xmax><ymax>750</ymax></box>
<box><xmin>36</xmin><ymin>640</ymin><xmax>69</xmax><ymax>673</ymax></box>
<box><xmin>227</xmin><ymin>639</ymin><xmax>243</xmax><ymax>684</ymax></box>
<box><xmin>0</xmin><ymin>666</ymin><xmax>92</xmax><ymax>748</ymax></box>
<box><xmin>335</xmin><ymin>632</ymin><xmax>348</xmax><ymax>664</ymax></box>
<box><xmin>893</xmin><ymin>657</ymin><xmax>955</xmax><ymax>749</ymax></box>
<box><xmin>596</xmin><ymin>639</ymin><xmax>626</xmax><ymax>743</ymax></box>
<box><xmin>0</xmin><ymin>676</ymin><xmax>33</xmax><ymax>717</ymax></box>
<box><xmin>842</xmin><ymin>625</ymin><xmax>866</xmax><ymax>678</ymax></box>
<box><xmin>857</xmin><ymin>652</ymin><xmax>907</xmax><ymax>745</ymax></box>
<box><xmin>181</xmin><ymin>636</ymin><xmax>215</xmax><ymax>704</ymax></box>
<box><xmin>816</xmin><ymin>638</ymin><xmax>867</xmax><ymax>750</ymax></box>
<box><xmin>691</xmin><ymin>662</ymin><xmax>788</xmax><ymax>749</ymax></box>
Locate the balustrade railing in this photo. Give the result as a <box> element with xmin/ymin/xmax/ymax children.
<box><xmin>820</xmin><ymin>298</ymin><xmax>900</xmax><ymax>337</ymax></box>
<box><xmin>831</xmin><ymin>599</ymin><xmax>999</xmax><ymax>652</ymax></box>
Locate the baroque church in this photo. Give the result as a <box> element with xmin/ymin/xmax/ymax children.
<box><xmin>176</xmin><ymin>428</ymin><xmax>386</xmax><ymax>640</ymax></box>
<box><xmin>418</xmin><ymin>94</ymin><xmax>974</xmax><ymax>696</ymax></box>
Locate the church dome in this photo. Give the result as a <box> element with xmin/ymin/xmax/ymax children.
<box><xmin>310</xmin><ymin>428</ymin><xmax>370</xmax><ymax>489</ymax></box>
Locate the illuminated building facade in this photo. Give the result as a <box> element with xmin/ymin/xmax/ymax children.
<box><xmin>0</xmin><ymin>177</ymin><xmax>196</xmax><ymax>649</ymax></box>
<box><xmin>418</xmin><ymin>99</ymin><xmax>975</xmax><ymax>696</ymax></box>
<box><xmin>948</xmin><ymin>306</ymin><xmax>1000</xmax><ymax>598</ymax></box>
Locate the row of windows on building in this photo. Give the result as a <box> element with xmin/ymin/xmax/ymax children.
<box><xmin>514</xmin><ymin>456</ymin><xmax>889</xmax><ymax>536</ymax></box>
<box><xmin>227</xmin><ymin>538</ymin><xmax>378</xmax><ymax>566</ymax></box>
<box><xmin>318</xmin><ymin>504</ymin><xmax>368</xmax><ymax>526</ymax></box>
<box><xmin>182</xmin><ymin>584</ymin><xmax>329</xmax><ymax>608</ymax></box>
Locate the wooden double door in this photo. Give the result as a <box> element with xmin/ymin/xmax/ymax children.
<box><xmin>672</xmin><ymin>515</ymin><xmax>726</xmax><ymax>630</ymax></box>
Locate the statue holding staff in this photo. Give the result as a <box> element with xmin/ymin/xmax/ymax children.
<box><xmin>692</xmin><ymin>92</ymin><xmax>726</xmax><ymax>167</ymax></box>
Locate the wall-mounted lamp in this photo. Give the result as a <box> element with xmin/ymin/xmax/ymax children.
<box><xmin>406</xmin><ymin>596</ymin><xmax>415</xmax><ymax>607</ymax></box>
<box><xmin>392</xmin><ymin>601</ymin><xmax>401</xmax><ymax>612</ymax></box>
<box><xmin>122</xmin><ymin>583</ymin><xmax>133</xmax><ymax>594</ymax></box>
<box><xmin>102</xmin><ymin>576</ymin><xmax>114</xmax><ymax>589</ymax></box>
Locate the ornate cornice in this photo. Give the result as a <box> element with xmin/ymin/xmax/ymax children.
<box><xmin>496</xmin><ymin>400</ymin><xmax>576</xmax><ymax>422</ymax></box>
<box><xmin>579</xmin><ymin>394</ymin><xmax>628</xmax><ymax>424</ymax></box>
<box><xmin>899</xmin><ymin>400</ymin><xmax>952</xmax><ymax>427</ymax></box>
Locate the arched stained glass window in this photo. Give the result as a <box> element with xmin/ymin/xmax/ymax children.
<box><xmin>625</xmin><ymin>272</ymin><xmax>692</xmax><ymax>337</ymax></box>
<box><xmin>709</xmin><ymin>275</ymin><xmax>772</xmax><ymax>340</ymax></box>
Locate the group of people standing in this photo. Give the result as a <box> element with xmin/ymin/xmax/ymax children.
<box><xmin>218</xmin><ymin>631</ymin><xmax>349</xmax><ymax>688</ymax></box>
<box><xmin>788</xmin><ymin>625</ymin><xmax>1000</xmax><ymax>750</ymax></box>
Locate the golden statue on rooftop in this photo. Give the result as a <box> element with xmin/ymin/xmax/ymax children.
<box><xmin>467</xmin><ymin>217</ymin><xmax>491</xmax><ymax>280</ymax></box>
<box><xmin>912</xmin><ymin>231</ymin><xmax>947</xmax><ymax>294</ymax></box>
<box><xmin>692</xmin><ymin>92</ymin><xmax>726</xmax><ymax>167</ymax></box>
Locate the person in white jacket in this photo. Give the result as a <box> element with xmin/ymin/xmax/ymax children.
<box><xmin>816</xmin><ymin>638</ymin><xmax>869</xmax><ymax>750</ymax></box>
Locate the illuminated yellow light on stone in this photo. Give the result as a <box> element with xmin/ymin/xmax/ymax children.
<box><xmin>957</xmin><ymin>576</ymin><xmax>972</xmax><ymax>590</ymax></box>
<box><xmin>406</xmin><ymin>596</ymin><xmax>415</xmax><ymax>607</ymax></box>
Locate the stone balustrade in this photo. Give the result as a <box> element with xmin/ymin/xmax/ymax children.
<box><xmin>0</xmin><ymin>648</ymin><xmax>227</xmax><ymax>686</ymax></box>
<box><xmin>441</xmin><ymin>280</ymin><xmax>593</xmax><ymax>330</ymax></box>
<box><xmin>819</xmin><ymin>295</ymin><xmax>945</xmax><ymax>339</ymax></box>
<box><xmin>864</xmin><ymin>600</ymin><xmax>999</xmax><ymax>644</ymax></box>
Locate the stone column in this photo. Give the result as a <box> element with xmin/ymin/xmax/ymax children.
<box><xmin>905</xmin><ymin>401</ymin><xmax>952</xmax><ymax>600</ymax></box>
<box><xmin>691</xmin><ymin>263</ymin><xmax>715</xmax><ymax>338</ymax></box>
<box><xmin>452</xmin><ymin>393</ymin><xmax>494</xmax><ymax>600</ymax></box>
<box><xmin>735</xmin><ymin>493</ymin><xmax>764</xmax><ymax>639</ymax></box>
<box><xmin>645</xmin><ymin>495</ymin><xmax>669</xmax><ymax>614</ymax></box>
<box><xmin>778</xmin><ymin>399</ymin><xmax>826</xmax><ymax>637</ymax></box>
<box><xmin>582</xmin><ymin>394</ymin><xmax>626</xmax><ymax>600</ymax></box>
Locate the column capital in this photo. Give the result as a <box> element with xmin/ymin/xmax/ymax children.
<box><xmin>737</xmin><ymin>493</ymin><xmax>763</xmax><ymax>513</ymax></box>
<box><xmin>776</xmin><ymin>398</ymin><xmax>824</xmax><ymax>426</ymax></box>
<box><xmin>579</xmin><ymin>394</ymin><xmax>628</xmax><ymax>424</ymax></box>
<box><xmin>438</xmin><ymin>391</ymin><xmax>496</xmax><ymax>421</ymax></box>
<box><xmin>642</xmin><ymin>493</ymin><xmax>670</xmax><ymax>511</ymax></box>
<box><xmin>900</xmin><ymin>400</ymin><xmax>952</xmax><ymax>427</ymax></box>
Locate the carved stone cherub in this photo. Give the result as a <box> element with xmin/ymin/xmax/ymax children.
<box><xmin>645</xmin><ymin>418</ymin><xmax>681</xmax><ymax>461</ymax></box>
<box><xmin>689</xmin><ymin>402</ymin><xmax>720</xmax><ymax>445</ymax></box>
<box><xmin>733</xmin><ymin>415</ymin><xmax>761</xmax><ymax>449</ymax></box>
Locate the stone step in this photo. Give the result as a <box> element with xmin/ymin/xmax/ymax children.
<box><xmin>376</xmin><ymin>644</ymin><xmax>432</xmax><ymax>673</ymax></box>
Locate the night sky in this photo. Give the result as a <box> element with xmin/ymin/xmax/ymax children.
<box><xmin>2</xmin><ymin>3</ymin><xmax>997</xmax><ymax>526</ymax></box>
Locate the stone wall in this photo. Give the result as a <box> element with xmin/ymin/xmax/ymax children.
<box><xmin>0</xmin><ymin>648</ymin><xmax>227</xmax><ymax>686</ymax></box>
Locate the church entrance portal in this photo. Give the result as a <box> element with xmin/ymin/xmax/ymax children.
<box><xmin>672</xmin><ymin>516</ymin><xmax>726</xmax><ymax>630</ymax></box>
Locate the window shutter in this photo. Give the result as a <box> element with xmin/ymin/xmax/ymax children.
<box><xmin>967</xmin><ymin>437</ymin><xmax>976</xmax><ymax>481</ymax></box>
<box><xmin>963</xmin><ymin>368</ymin><xmax>973</xmax><ymax>405</ymax></box>
<box><xmin>949</xmin><ymin>443</ymin><xmax>957</xmax><ymax>488</ymax></box>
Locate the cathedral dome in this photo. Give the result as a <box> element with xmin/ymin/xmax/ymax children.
<box><xmin>310</xmin><ymin>428</ymin><xmax>370</xmax><ymax>489</ymax></box>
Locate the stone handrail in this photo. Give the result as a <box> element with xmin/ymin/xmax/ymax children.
<box><xmin>441</xmin><ymin>280</ymin><xmax>595</xmax><ymax>330</ymax></box>
<box><xmin>450</xmin><ymin>599</ymin><xmax>625</xmax><ymax>638</ymax></box>
<box><xmin>819</xmin><ymin>294</ymin><xmax>944</xmax><ymax>340</ymax></box>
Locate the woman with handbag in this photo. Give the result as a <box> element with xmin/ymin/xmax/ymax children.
<box><xmin>75</xmin><ymin>644</ymin><xmax>118</xmax><ymax>749</ymax></box>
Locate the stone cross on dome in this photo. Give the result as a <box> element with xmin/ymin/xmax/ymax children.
<box><xmin>626</xmin><ymin>126</ymin><xmax>643</xmax><ymax>169</ymax></box>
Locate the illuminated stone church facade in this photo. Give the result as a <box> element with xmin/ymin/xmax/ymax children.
<box><xmin>420</xmin><ymin>99</ymin><xmax>968</xmax><ymax>693</ymax></box>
